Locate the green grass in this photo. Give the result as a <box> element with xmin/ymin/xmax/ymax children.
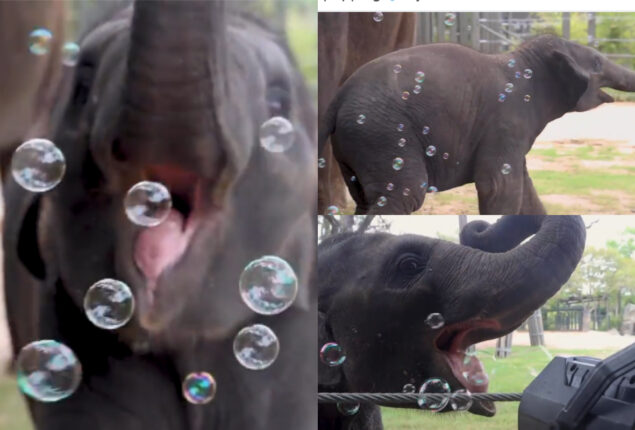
<box><xmin>531</xmin><ymin>170</ymin><xmax>635</xmax><ymax>195</ymax></box>
<box><xmin>287</xmin><ymin>7</ymin><xmax>317</xmax><ymax>99</ymax></box>
<box><xmin>382</xmin><ymin>346</ymin><xmax>618</xmax><ymax>430</ymax></box>
<box><xmin>0</xmin><ymin>375</ymin><xmax>31</xmax><ymax>430</ymax></box>
<box><xmin>604</xmin><ymin>88</ymin><xmax>635</xmax><ymax>102</ymax></box>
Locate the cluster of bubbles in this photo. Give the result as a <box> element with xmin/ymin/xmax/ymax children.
<box><xmin>84</xmin><ymin>279</ymin><xmax>135</xmax><ymax>330</ymax></box>
<box><xmin>501</xmin><ymin>59</ymin><xmax>534</xmax><ymax>104</ymax></box>
<box><xmin>28</xmin><ymin>28</ymin><xmax>81</xmax><ymax>68</ymax></box>
<box><xmin>182</xmin><ymin>372</ymin><xmax>217</xmax><ymax>404</ymax></box>
<box><xmin>320</xmin><ymin>342</ymin><xmax>347</xmax><ymax>367</ymax></box>
<box><xmin>124</xmin><ymin>181</ymin><xmax>173</xmax><ymax>227</ymax></box>
<box><xmin>259</xmin><ymin>116</ymin><xmax>295</xmax><ymax>153</ymax></box>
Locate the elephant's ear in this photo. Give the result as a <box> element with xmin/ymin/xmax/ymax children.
<box><xmin>318</xmin><ymin>311</ymin><xmax>343</xmax><ymax>388</ymax></box>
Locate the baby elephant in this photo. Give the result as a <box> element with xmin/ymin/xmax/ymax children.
<box><xmin>320</xmin><ymin>35</ymin><xmax>635</xmax><ymax>214</ymax></box>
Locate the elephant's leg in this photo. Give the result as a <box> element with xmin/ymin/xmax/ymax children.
<box><xmin>474</xmin><ymin>157</ymin><xmax>524</xmax><ymax>214</ymax></box>
<box><xmin>519</xmin><ymin>165</ymin><xmax>547</xmax><ymax>214</ymax></box>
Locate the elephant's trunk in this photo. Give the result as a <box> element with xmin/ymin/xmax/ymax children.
<box><xmin>119</xmin><ymin>0</ymin><xmax>229</xmax><ymax>178</ymax></box>
<box><xmin>440</xmin><ymin>216</ymin><xmax>585</xmax><ymax>338</ymax></box>
<box><xmin>601</xmin><ymin>59</ymin><xmax>635</xmax><ymax>92</ymax></box>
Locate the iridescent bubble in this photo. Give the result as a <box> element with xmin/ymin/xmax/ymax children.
<box><xmin>326</xmin><ymin>205</ymin><xmax>340</xmax><ymax>215</ymax></box>
<box><xmin>124</xmin><ymin>181</ymin><xmax>172</xmax><ymax>227</ymax></box>
<box><xmin>61</xmin><ymin>42</ymin><xmax>80</xmax><ymax>66</ymax></box>
<box><xmin>318</xmin><ymin>158</ymin><xmax>326</xmax><ymax>168</ymax></box>
<box><xmin>397</xmin><ymin>123</ymin><xmax>405</xmax><ymax>132</ymax></box>
<box><xmin>515</xmin><ymin>71</ymin><xmax>522</xmax><ymax>79</ymax></box>
<box><xmin>428</xmin><ymin>186</ymin><xmax>438</xmax><ymax>193</ymax></box>
<box><xmin>402</xmin><ymin>383</ymin><xmax>416</xmax><ymax>393</ymax></box>
<box><xmin>417</xmin><ymin>378</ymin><xmax>451</xmax><ymax>411</ymax></box>
<box><xmin>377</xmin><ymin>196</ymin><xmax>387</xmax><ymax>207</ymax></box>
<box><xmin>84</xmin><ymin>279</ymin><xmax>135</xmax><ymax>330</ymax></box>
<box><xmin>357</xmin><ymin>114</ymin><xmax>366</xmax><ymax>125</ymax></box>
<box><xmin>320</xmin><ymin>342</ymin><xmax>346</xmax><ymax>367</ymax></box>
<box><xmin>523</xmin><ymin>68</ymin><xmax>533</xmax><ymax>79</ymax></box>
<box><xmin>11</xmin><ymin>139</ymin><xmax>66</xmax><ymax>192</ymax></box>
<box><xmin>420</xmin><ymin>181</ymin><xmax>428</xmax><ymax>189</ymax></box>
<box><xmin>259</xmin><ymin>116</ymin><xmax>295</xmax><ymax>153</ymax></box>
<box><xmin>415</xmin><ymin>71</ymin><xmax>425</xmax><ymax>83</ymax></box>
<box><xmin>182</xmin><ymin>372</ymin><xmax>216</xmax><ymax>405</ymax></box>
<box><xmin>422</xmin><ymin>126</ymin><xmax>431</xmax><ymax>135</ymax></box>
<box><xmin>444</xmin><ymin>13</ymin><xmax>456</xmax><ymax>26</ymax></box>
<box><xmin>498</xmin><ymin>93</ymin><xmax>506</xmax><ymax>103</ymax></box>
<box><xmin>29</xmin><ymin>28</ymin><xmax>52</xmax><ymax>55</ymax></box>
<box><xmin>468</xmin><ymin>371</ymin><xmax>489</xmax><ymax>387</ymax></box>
<box><xmin>350</xmin><ymin>176</ymin><xmax>357</xmax><ymax>182</ymax></box>
<box><xmin>501</xmin><ymin>163</ymin><xmax>512</xmax><ymax>175</ymax></box>
<box><xmin>413</xmin><ymin>85</ymin><xmax>422</xmax><ymax>95</ymax></box>
<box><xmin>386</xmin><ymin>183</ymin><xmax>395</xmax><ymax>191</ymax></box>
<box><xmin>426</xmin><ymin>313</ymin><xmax>445</xmax><ymax>329</ymax></box>
<box><xmin>337</xmin><ymin>402</ymin><xmax>360</xmax><ymax>416</ymax></box>
<box><xmin>239</xmin><ymin>256</ymin><xmax>298</xmax><ymax>315</ymax></box>
<box><xmin>17</xmin><ymin>340</ymin><xmax>81</xmax><ymax>402</ymax></box>
<box><xmin>450</xmin><ymin>389</ymin><xmax>473</xmax><ymax>411</ymax></box>
<box><xmin>398</xmin><ymin>138</ymin><xmax>407</xmax><ymax>147</ymax></box>
<box><xmin>401</xmin><ymin>91</ymin><xmax>410</xmax><ymax>100</ymax></box>
<box><xmin>393</xmin><ymin>64</ymin><xmax>402</xmax><ymax>74</ymax></box>
<box><xmin>507</xmin><ymin>59</ymin><xmax>516</xmax><ymax>68</ymax></box>
<box><xmin>426</xmin><ymin>145</ymin><xmax>437</xmax><ymax>157</ymax></box>
<box><xmin>233</xmin><ymin>324</ymin><xmax>280</xmax><ymax>370</ymax></box>
<box><xmin>373</xmin><ymin>12</ymin><xmax>384</xmax><ymax>22</ymax></box>
<box><xmin>505</xmin><ymin>83</ymin><xmax>514</xmax><ymax>93</ymax></box>
<box><xmin>442</xmin><ymin>152</ymin><xmax>449</xmax><ymax>160</ymax></box>
<box><xmin>402</xmin><ymin>188</ymin><xmax>411</xmax><ymax>196</ymax></box>
<box><xmin>524</xmin><ymin>94</ymin><xmax>532</xmax><ymax>102</ymax></box>
<box><xmin>392</xmin><ymin>157</ymin><xmax>404</xmax><ymax>170</ymax></box>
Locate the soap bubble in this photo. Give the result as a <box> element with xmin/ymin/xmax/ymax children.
<box><xmin>326</xmin><ymin>205</ymin><xmax>340</xmax><ymax>215</ymax></box>
<box><xmin>401</xmin><ymin>91</ymin><xmax>410</xmax><ymax>100</ymax></box>
<box><xmin>124</xmin><ymin>181</ymin><xmax>172</xmax><ymax>227</ymax></box>
<box><xmin>357</xmin><ymin>114</ymin><xmax>366</xmax><ymax>125</ymax></box>
<box><xmin>337</xmin><ymin>402</ymin><xmax>360</xmax><ymax>416</ymax></box>
<box><xmin>444</xmin><ymin>13</ymin><xmax>456</xmax><ymax>26</ymax></box>
<box><xmin>422</xmin><ymin>126</ymin><xmax>431</xmax><ymax>135</ymax></box>
<box><xmin>468</xmin><ymin>372</ymin><xmax>489</xmax><ymax>387</ymax></box>
<box><xmin>523</xmin><ymin>94</ymin><xmax>532</xmax><ymax>103</ymax></box>
<box><xmin>498</xmin><ymin>93</ymin><xmax>506</xmax><ymax>103</ymax></box>
<box><xmin>398</xmin><ymin>138</ymin><xmax>407</xmax><ymax>147</ymax></box>
<box><xmin>12</xmin><ymin>139</ymin><xmax>66</xmax><ymax>192</ymax></box>
<box><xmin>397</xmin><ymin>123</ymin><xmax>405</xmax><ymax>132</ymax></box>
<box><xmin>393</xmin><ymin>64</ymin><xmax>402</xmax><ymax>74</ymax></box>
<box><xmin>320</xmin><ymin>342</ymin><xmax>346</xmax><ymax>367</ymax></box>
<box><xmin>386</xmin><ymin>183</ymin><xmax>394</xmax><ymax>191</ymax></box>
<box><xmin>420</xmin><ymin>181</ymin><xmax>428</xmax><ymax>189</ymax></box>
<box><xmin>350</xmin><ymin>176</ymin><xmax>357</xmax><ymax>182</ymax></box>
<box><xmin>392</xmin><ymin>157</ymin><xmax>404</xmax><ymax>170</ymax></box>
<box><xmin>239</xmin><ymin>256</ymin><xmax>298</xmax><ymax>315</ymax></box>
<box><xmin>17</xmin><ymin>340</ymin><xmax>81</xmax><ymax>402</ymax></box>
<box><xmin>402</xmin><ymin>383</ymin><xmax>416</xmax><ymax>393</ymax></box>
<box><xmin>417</xmin><ymin>378</ymin><xmax>451</xmax><ymax>411</ymax></box>
<box><xmin>428</xmin><ymin>186</ymin><xmax>438</xmax><ymax>193</ymax></box>
<box><xmin>402</xmin><ymin>188</ymin><xmax>411</xmax><ymax>196</ymax></box>
<box><xmin>415</xmin><ymin>71</ymin><xmax>425</xmax><ymax>84</ymax></box>
<box><xmin>233</xmin><ymin>324</ymin><xmax>279</xmax><ymax>370</ymax></box>
<box><xmin>318</xmin><ymin>158</ymin><xmax>326</xmax><ymax>168</ymax></box>
<box><xmin>442</xmin><ymin>152</ymin><xmax>449</xmax><ymax>160</ymax></box>
<box><xmin>377</xmin><ymin>196</ymin><xmax>387</xmax><ymax>207</ymax></box>
<box><xmin>373</xmin><ymin>12</ymin><xmax>384</xmax><ymax>22</ymax></box>
<box><xmin>505</xmin><ymin>83</ymin><xmax>514</xmax><ymax>93</ymax></box>
<box><xmin>182</xmin><ymin>372</ymin><xmax>216</xmax><ymax>404</ymax></box>
<box><xmin>523</xmin><ymin>69</ymin><xmax>533</xmax><ymax>79</ymax></box>
<box><xmin>501</xmin><ymin>163</ymin><xmax>512</xmax><ymax>175</ymax></box>
<box><xmin>515</xmin><ymin>71</ymin><xmax>522</xmax><ymax>79</ymax></box>
<box><xmin>426</xmin><ymin>145</ymin><xmax>437</xmax><ymax>157</ymax></box>
<box><xmin>61</xmin><ymin>42</ymin><xmax>80</xmax><ymax>66</ymax></box>
<box><xmin>450</xmin><ymin>389</ymin><xmax>473</xmax><ymax>411</ymax></box>
<box><xmin>413</xmin><ymin>84</ymin><xmax>422</xmax><ymax>94</ymax></box>
<box><xmin>29</xmin><ymin>28</ymin><xmax>52</xmax><ymax>55</ymax></box>
<box><xmin>259</xmin><ymin>116</ymin><xmax>295</xmax><ymax>153</ymax></box>
<box><xmin>507</xmin><ymin>59</ymin><xmax>516</xmax><ymax>68</ymax></box>
<box><xmin>426</xmin><ymin>313</ymin><xmax>445</xmax><ymax>329</ymax></box>
<box><xmin>84</xmin><ymin>279</ymin><xmax>135</xmax><ymax>330</ymax></box>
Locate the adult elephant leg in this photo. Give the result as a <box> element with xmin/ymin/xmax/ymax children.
<box><xmin>474</xmin><ymin>157</ymin><xmax>524</xmax><ymax>214</ymax></box>
<box><xmin>519</xmin><ymin>164</ymin><xmax>547</xmax><ymax>215</ymax></box>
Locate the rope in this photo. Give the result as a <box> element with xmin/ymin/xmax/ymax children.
<box><xmin>318</xmin><ymin>392</ymin><xmax>522</xmax><ymax>406</ymax></box>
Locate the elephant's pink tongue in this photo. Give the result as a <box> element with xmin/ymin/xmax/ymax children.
<box><xmin>134</xmin><ymin>210</ymin><xmax>190</xmax><ymax>285</ymax></box>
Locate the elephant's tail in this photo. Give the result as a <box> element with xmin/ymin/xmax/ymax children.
<box><xmin>318</xmin><ymin>92</ymin><xmax>340</xmax><ymax>156</ymax></box>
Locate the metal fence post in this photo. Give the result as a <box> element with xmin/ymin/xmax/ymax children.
<box><xmin>562</xmin><ymin>12</ymin><xmax>571</xmax><ymax>40</ymax></box>
<box><xmin>528</xmin><ymin>309</ymin><xmax>545</xmax><ymax>346</ymax></box>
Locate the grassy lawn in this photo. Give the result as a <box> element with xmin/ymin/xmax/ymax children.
<box><xmin>382</xmin><ymin>346</ymin><xmax>618</xmax><ymax>430</ymax></box>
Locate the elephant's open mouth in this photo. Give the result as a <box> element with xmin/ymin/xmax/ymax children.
<box><xmin>133</xmin><ymin>165</ymin><xmax>222</xmax><ymax>306</ymax></box>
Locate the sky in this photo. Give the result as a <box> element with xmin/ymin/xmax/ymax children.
<box><xmin>385</xmin><ymin>215</ymin><xmax>634</xmax><ymax>250</ymax></box>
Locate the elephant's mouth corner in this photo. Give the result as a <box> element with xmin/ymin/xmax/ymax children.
<box><xmin>132</xmin><ymin>164</ymin><xmax>223</xmax><ymax>306</ymax></box>
<box><xmin>434</xmin><ymin>319</ymin><xmax>501</xmax><ymax>416</ymax></box>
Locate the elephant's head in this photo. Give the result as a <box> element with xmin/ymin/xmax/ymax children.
<box><xmin>318</xmin><ymin>216</ymin><xmax>585</xmax><ymax>416</ymax></box>
<box><xmin>522</xmin><ymin>35</ymin><xmax>635</xmax><ymax>113</ymax></box>
<box><xmin>10</xmin><ymin>0</ymin><xmax>315</xmax><ymax>346</ymax></box>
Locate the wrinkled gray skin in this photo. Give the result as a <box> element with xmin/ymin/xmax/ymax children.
<box><xmin>0</xmin><ymin>1</ymin><xmax>65</xmax><ymax>170</ymax></box>
<box><xmin>320</xmin><ymin>35</ymin><xmax>635</xmax><ymax>214</ymax></box>
<box><xmin>4</xmin><ymin>1</ymin><xmax>316</xmax><ymax>429</ymax></box>
<box><xmin>318</xmin><ymin>216</ymin><xmax>585</xmax><ymax>429</ymax></box>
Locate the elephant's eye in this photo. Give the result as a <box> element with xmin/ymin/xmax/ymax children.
<box><xmin>266</xmin><ymin>84</ymin><xmax>291</xmax><ymax>118</ymax></box>
<box><xmin>397</xmin><ymin>254</ymin><xmax>423</xmax><ymax>275</ymax></box>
